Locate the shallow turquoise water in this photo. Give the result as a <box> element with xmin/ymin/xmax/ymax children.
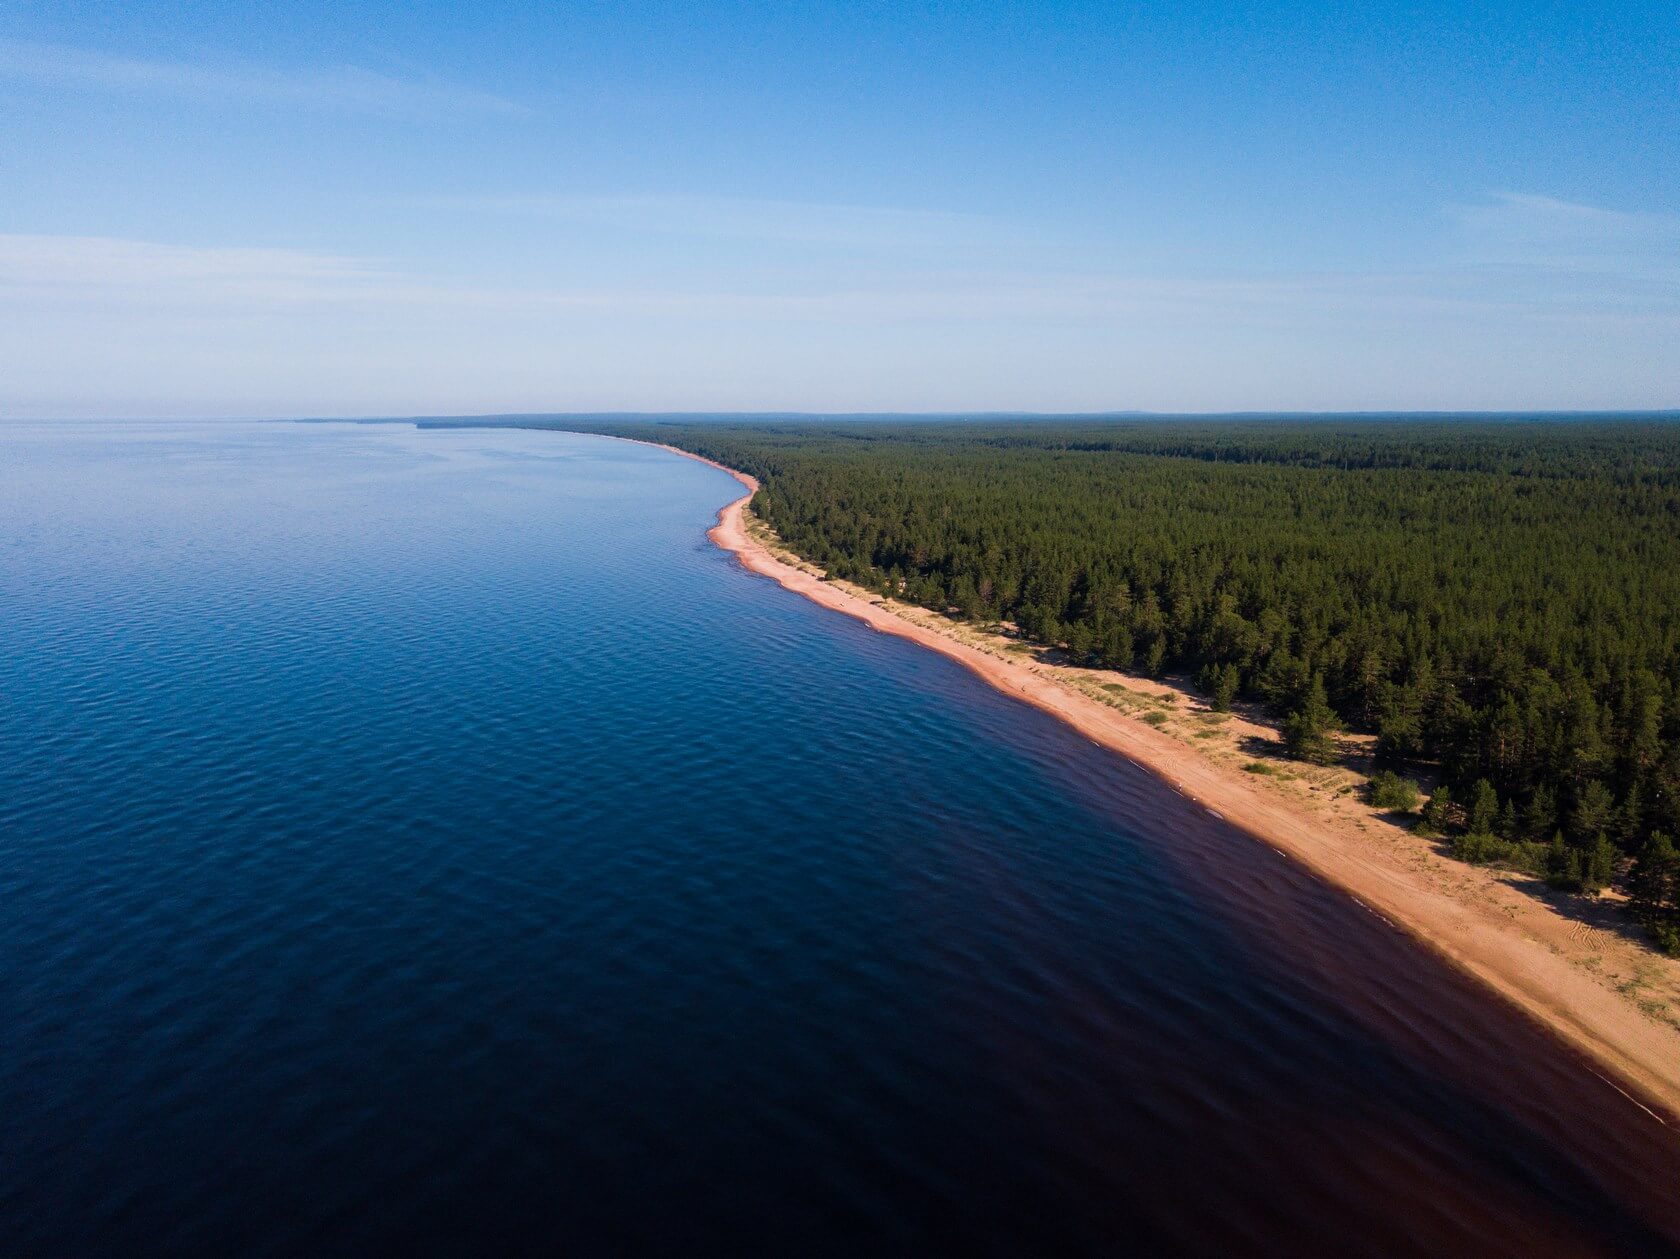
<box><xmin>2</xmin><ymin>420</ymin><xmax>1676</xmax><ymax>1256</ymax></box>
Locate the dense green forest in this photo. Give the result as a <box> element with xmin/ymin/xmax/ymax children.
<box><xmin>437</xmin><ymin>415</ymin><xmax>1680</xmax><ymax>948</ymax></box>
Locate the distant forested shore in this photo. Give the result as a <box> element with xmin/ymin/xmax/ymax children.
<box><xmin>436</xmin><ymin>415</ymin><xmax>1680</xmax><ymax>951</ymax></box>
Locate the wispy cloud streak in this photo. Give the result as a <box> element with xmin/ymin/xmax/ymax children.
<box><xmin>417</xmin><ymin>192</ymin><xmax>1001</xmax><ymax>250</ymax></box>
<box><xmin>3</xmin><ymin>224</ymin><xmax>1676</xmax><ymax>332</ymax></box>
<box><xmin>1448</xmin><ymin>192</ymin><xmax>1680</xmax><ymax>280</ymax></box>
<box><xmin>0</xmin><ymin>37</ymin><xmax>528</xmax><ymax>116</ymax></box>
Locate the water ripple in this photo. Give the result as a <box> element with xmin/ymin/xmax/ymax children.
<box><xmin>1</xmin><ymin>420</ymin><xmax>1676</xmax><ymax>1257</ymax></box>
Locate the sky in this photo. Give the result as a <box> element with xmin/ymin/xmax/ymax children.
<box><xmin>1</xmin><ymin>1</ymin><xmax>1676</xmax><ymax>416</ymax></box>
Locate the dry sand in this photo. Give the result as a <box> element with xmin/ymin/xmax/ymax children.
<box><xmin>642</xmin><ymin>438</ymin><xmax>1680</xmax><ymax>1126</ymax></box>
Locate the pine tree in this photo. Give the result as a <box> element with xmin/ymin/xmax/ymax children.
<box><xmin>1629</xmin><ymin>832</ymin><xmax>1680</xmax><ymax>952</ymax></box>
<box><xmin>1495</xmin><ymin>798</ymin><xmax>1519</xmax><ymax>839</ymax></box>
<box><xmin>1524</xmin><ymin>784</ymin><xmax>1557</xmax><ymax>841</ymax></box>
<box><xmin>1466</xmin><ymin>779</ymin><xmax>1499</xmax><ymax>836</ymax></box>
<box><xmin>1283</xmin><ymin>673</ymin><xmax>1339</xmax><ymax>765</ymax></box>
<box><xmin>1617</xmin><ymin>783</ymin><xmax>1647</xmax><ymax>847</ymax></box>
<box><xmin>1376</xmin><ymin>711</ymin><xmax>1422</xmax><ymax>762</ymax></box>
<box><xmin>1211</xmin><ymin>662</ymin><xmax>1240</xmax><ymax>712</ymax></box>
<box><xmin>1101</xmin><ymin>626</ymin><xmax>1134</xmax><ymax>670</ymax></box>
<box><xmin>950</xmin><ymin>573</ymin><xmax>981</xmax><ymax>619</ymax></box>
<box><xmin>1144</xmin><ymin>636</ymin><xmax>1167</xmax><ymax>678</ymax></box>
<box><xmin>1064</xmin><ymin>621</ymin><xmax>1094</xmax><ymax>663</ymax></box>
<box><xmin>1545</xmin><ymin>832</ymin><xmax>1582</xmax><ymax>891</ymax></box>
<box><xmin>1582</xmin><ymin>834</ymin><xmax>1618</xmax><ymax>894</ymax></box>
<box><xmin>1571</xmin><ymin>780</ymin><xmax>1615</xmax><ymax>842</ymax></box>
<box><xmin>1420</xmin><ymin>785</ymin><xmax>1454</xmax><ymax>835</ymax></box>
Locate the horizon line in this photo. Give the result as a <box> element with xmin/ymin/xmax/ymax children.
<box><xmin>9</xmin><ymin>408</ymin><xmax>1680</xmax><ymax>424</ymax></box>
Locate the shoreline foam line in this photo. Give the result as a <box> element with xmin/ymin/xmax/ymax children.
<box><xmin>594</xmin><ymin>430</ymin><xmax>1680</xmax><ymax>1128</ymax></box>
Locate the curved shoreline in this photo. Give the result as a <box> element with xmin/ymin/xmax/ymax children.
<box><xmin>624</xmin><ymin>434</ymin><xmax>1680</xmax><ymax>1125</ymax></box>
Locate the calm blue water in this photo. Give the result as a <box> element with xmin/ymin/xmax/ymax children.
<box><xmin>2</xmin><ymin>421</ymin><xmax>1676</xmax><ymax>1257</ymax></box>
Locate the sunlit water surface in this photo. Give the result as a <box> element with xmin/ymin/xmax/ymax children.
<box><xmin>2</xmin><ymin>421</ymin><xmax>1676</xmax><ymax>1256</ymax></box>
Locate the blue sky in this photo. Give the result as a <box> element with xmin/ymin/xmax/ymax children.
<box><xmin>2</xmin><ymin>1</ymin><xmax>1676</xmax><ymax>415</ymax></box>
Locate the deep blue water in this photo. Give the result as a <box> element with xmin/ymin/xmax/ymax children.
<box><xmin>2</xmin><ymin>420</ymin><xmax>1677</xmax><ymax>1257</ymax></box>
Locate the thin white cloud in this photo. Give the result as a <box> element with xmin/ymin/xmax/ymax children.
<box><xmin>4</xmin><ymin>194</ymin><xmax>1675</xmax><ymax>416</ymax></box>
<box><xmin>2</xmin><ymin>231</ymin><xmax>1674</xmax><ymax>417</ymax></box>
<box><xmin>417</xmin><ymin>192</ymin><xmax>1001</xmax><ymax>250</ymax></box>
<box><xmin>0</xmin><ymin>234</ymin><xmax>380</xmax><ymax>285</ymax></box>
<box><xmin>0</xmin><ymin>37</ymin><xmax>528</xmax><ymax>116</ymax></box>
<box><xmin>0</xmin><ymin>234</ymin><xmax>399</xmax><ymax>307</ymax></box>
<box><xmin>1</xmin><ymin>229</ymin><xmax>1677</xmax><ymax>331</ymax></box>
<box><xmin>1448</xmin><ymin>191</ymin><xmax>1680</xmax><ymax>279</ymax></box>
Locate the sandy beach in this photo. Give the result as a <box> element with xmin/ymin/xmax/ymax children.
<box><xmin>636</xmin><ymin>438</ymin><xmax>1680</xmax><ymax>1126</ymax></box>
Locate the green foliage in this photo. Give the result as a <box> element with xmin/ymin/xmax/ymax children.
<box><xmin>1450</xmin><ymin>833</ymin><xmax>1548</xmax><ymax>873</ymax></box>
<box><xmin>1545</xmin><ymin>832</ymin><xmax>1583</xmax><ymax>891</ymax></box>
<box><xmin>1465</xmin><ymin>779</ymin><xmax>1500</xmax><ymax>836</ymax></box>
<box><xmin>1523</xmin><ymin>784</ymin><xmax>1557</xmax><ymax>841</ymax></box>
<box><xmin>1199</xmin><ymin>661</ymin><xmax>1241</xmax><ymax>712</ymax></box>
<box><xmin>1143</xmin><ymin>636</ymin><xmax>1167</xmax><ymax>678</ymax></box>
<box><xmin>1496</xmin><ymin>799</ymin><xmax>1519</xmax><ymax>839</ymax></box>
<box><xmin>1419</xmin><ymin>785</ymin><xmax>1454</xmax><ymax>836</ymax></box>
<box><xmin>1629</xmin><ymin>832</ymin><xmax>1680</xmax><ymax>953</ymax></box>
<box><xmin>1571</xmin><ymin>781</ymin><xmax>1615</xmax><ymax>843</ymax></box>
<box><xmin>1367</xmin><ymin>770</ymin><xmax>1420</xmax><ymax>814</ymax></box>
<box><xmin>1581</xmin><ymin>833</ymin><xmax>1618</xmax><ymax>893</ymax></box>
<box><xmin>1505</xmin><ymin>840</ymin><xmax>1552</xmax><ymax>877</ymax></box>
<box><xmin>1283</xmin><ymin>674</ymin><xmax>1339</xmax><ymax>765</ymax></box>
<box><xmin>1452</xmin><ymin>832</ymin><xmax>1501</xmax><ymax>864</ymax></box>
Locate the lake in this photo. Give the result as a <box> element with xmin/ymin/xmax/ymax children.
<box><xmin>2</xmin><ymin>420</ymin><xmax>1676</xmax><ymax>1256</ymax></box>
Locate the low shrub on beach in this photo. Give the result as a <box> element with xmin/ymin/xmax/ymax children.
<box><xmin>1367</xmin><ymin>771</ymin><xmax>1421</xmax><ymax>814</ymax></box>
<box><xmin>1449</xmin><ymin>833</ymin><xmax>1549</xmax><ymax>875</ymax></box>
